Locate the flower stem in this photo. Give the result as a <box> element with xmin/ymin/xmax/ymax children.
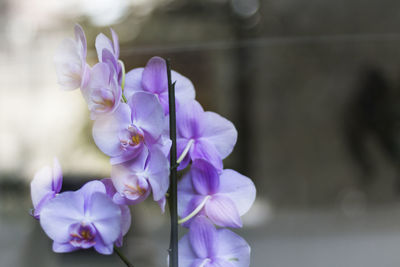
<box><xmin>166</xmin><ymin>58</ymin><xmax>179</xmax><ymax>267</ymax></box>
<box><xmin>114</xmin><ymin>246</ymin><xmax>135</xmax><ymax>267</ymax></box>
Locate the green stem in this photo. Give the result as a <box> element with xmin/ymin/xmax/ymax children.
<box><xmin>114</xmin><ymin>246</ymin><xmax>135</xmax><ymax>267</ymax></box>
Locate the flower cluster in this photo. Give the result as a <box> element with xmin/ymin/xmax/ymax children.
<box><xmin>31</xmin><ymin>24</ymin><xmax>256</xmax><ymax>266</ymax></box>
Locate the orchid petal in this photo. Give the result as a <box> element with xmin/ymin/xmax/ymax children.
<box><xmin>218</xmin><ymin>170</ymin><xmax>256</xmax><ymax>216</ymax></box>
<box><xmin>76</xmin><ymin>180</ymin><xmax>106</xmax><ymax>212</ymax></box>
<box><xmin>92</xmin><ymin>103</ymin><xmax>131</xmax><ymax>157</ymax></box>
<box><xmin>191</xmin><ymin>139</ymin><xmax>223</xmax><ymax>172</ymax></box>
<box><xmin>124</xmin><ymin>68</ymin><xmax>144</xmax><ymax>101</ymax></box>
<box><xmin>189</xmin><ymin>217</ymin><xmax>218</xmax><ymax>259</ymax></box>
<box><xmin>53</xmin><ymin>38</ymin><xmax>82</xmax><ymax>90</ymax></box>
<box><xmin>157</xmin><ymin>197</ymin><xmax>167</xmax><ymax>214</ymax></box>
<box><xmin>88</xmin><ymin>192</ymin><xmax>122</xmax><ymax>245</ymax></box>
<box><xmin>217</xmin><ymin>229</ymin><xmax>250</xmax><ymax>267</ymax></box>
<box><xmin>101</xmin><ymin>178</ymin><xmax>117</xmax><ymax>199</ymax></box>
<box><xmin>177</xmin><ymin>101</ymin><xmax>204</xmax><ymax>139</ymax></box>
<box><xmin>31</xmin><ymin>166</ymin><xmax>53</xmax><ymax>208</ymax></box>
<box><xmin>146</xmin><ymin>148</ymin><xmax>169</xmax><ymax>201</ymax></box>
<box><xmin>128</xmin><ymin>92</ymin><xmax>165</xmax><ymax>142</ymax></box>
<box><xmin>191</xmin><ymin>159</ymin><xmax>220</xmax><ymax>195</ymax></box>
<box><xmin>53</xmin><ymin>242</ymin><xmax>78</xmax><ymax>253</ymax></box>
<box><xmin>179</xmin><ymin>235</ymin><xmax>197</xmax><ymax>267</ymax></box>
<box><xmin>74</xmin><ymin>24</ymin><xmax>87</xmax><ymax>60</ymax></box>
<box><xmin>205</xmin><ymin>195</ymin><xmax>242</xmax><ymax>228</ymax></box>
<box><xmin>95</xmin><ymin>33</ymin><xmax>114</xmax><ymax>62</ymax></box>
<box><xmin>172</xmin><ymin>70</ymin><xmax>195</xmax><ymax>107</ymax></box>
<box><xmin>40</xmin><ymin>192</ymin><xmax>84</xmax><ymax>243</ymax></box>
<box><xmin>52</xmin><ymin>158</ymin><xmax>63</xmax><ymax>193</ymax></box>
<box><xmin>208</xmin><ymin>259</ymin><xmax>236</xmax><ymax>267</ymax></box>
<box><xmin>110</xmin><ymin>28</ymin><xmax>119</xmax><ymax>59</ymax></box>
<box><xmin>94</xmin><ymin>241</ymin><xmax>114</xmax><ymax>255</ymax></box>
<box><xmin>201</xmin><ymin>112</ymin><xmax>237</xmax><ymax>159</ymax></box>
<box><xmin>141</xmin><ymin>56</ymin><xmax>167</xmax><ymax>94</ymax></box>
<box><xmin>178</xmin><ymin>171</ymin><xmax>196</xmax><ymax>217</ymax></box>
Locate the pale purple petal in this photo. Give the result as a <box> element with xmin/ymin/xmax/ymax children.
<box><xmin>92</xmin><ymin>103</ymin><xmax>131</xmax><ymax>157</ymax></box>
<box><xmin>141</xmin><ymin>56</ymin><xmax>167</xmax><ymax>94</ymax></box>
<box><xmin>201</xmin><ymin>112</ymin><xmax>237</xmax><ymax>159</ymax></box>
<box><xmin>217</xmin><ymin>229</ymin><xmax>250</xmax><ymax>267</ymax></box>
<box><xmin>191</xmin><ymin>159</ymin><xmax>220</xmax><ymax>195</ymax></box>
<box><xmin>110</xmin><ymin>28</ymin><xmax>119</xmax><ymax>58</ymax></box>
<box><xmin>145</xmin><ymin>148</ymin><xmax>169</xmax><ymax>201</ymax></box>
<box><xmin>208</xmin><ymin>259</ymin><xmax>236</xmax><ymax>267</ymax></box>
<box><xmin>82</xmin><ymin>62</ymin><xmax>121</xmax><ymax>119</ymax></box>
<box><xmin>54</xmin><ymin>38</ymin><xmax>83</xmax><ymax>90</ymax></box>
<box><xmin>76</xmin><ymin>180</ymin><xmax>106</xmax><ymax>211</ymax></box>
<box><xmin>111</xmin><ymin>161</ymin><xmax>151</xmax><ymax>205</ymax></box>
<box><xmin>101</xmin><ymin>178</ymin><xmax>117</xmax><ymax>199</ymax></box>
<box><xmin>54</xmin><ymin>24</ymin><xmax>87</xmax><ymax>90</ymax></box>
<box><xmin>102</xmin><ymin>49</ymin><xmax>119</xmax><ymax>76</ymax></box>
<box><xmin>33</xmin><ymin>192</ymin><xmax>55</xmax><ymax>219</ymax></box>
<box><xmin>177</xmin><ymin>171</ymin><xmax>196</xmax><ymax>217</ymax></box>
<box><xmin>31</xmin><ymin>166</ymin><xmax>53</xmax><ymax>209</ymax></box>
<box><xmin>95</xmin><ymin>33</ymin><xmax>114</xmax><ymax>62</ymax></box>
<box><xmin>94</xmin><ymin>241</ymin><xmax>114</xmax><ymax>255</ymax></box>
<box><xmin>179</xmin><ymin>235</ymin><xmax>197</xmax><ymax>267</ymax></box>
<box><xmin>191</xmin><ymin>139</ymin><xmax>223</xmax><ymax>171</ymax></box>
<box><xmin>52</xmin><ymin>242</ymin><xmax>78</xmax><ymax>253</ymax></box>
<box><xmin>74</xmin><ymin>24</ymin><xmax>87</xmax><ymax>60</ymax></box>
<box><xmin>128</xmin><ymin>92</ymin><xmax>165</xmax><ymax>142</ymax></box>
<box><xmin>52</xmin><ymin>158</ymin><xmax>63</xmax><ymax>193</ymax></box>
<box><xmin>157</xmin><ymin>197</ymin><xmax>167</xmax><ymax>214</ymax></box>
<box><xmin>109</xmin><ymin>145</ymin><xmax>145</xmax><ymax>165</ymax></box>
<box><xmin>217</xmin><ymin>170</ymin><xmax>256</xmax><ymax>216</ymax></box>
<box><xmin>191</xmin><ymin>259</ymin><xmax>210</xmax><ymax>267</ymax></box>
<box><xmin>189</xmin><ymin>217</ymin><xmax>218</xmax><ymax>259</ymax></box>
<box><xmin>124</xmin><ymin>68</ymin><xmax>144</xmax><ymax>101</ymax></box>
<box><xmin>88</xmin><ymin>192</ymin><xmax>121</xmax><ymax>245</ymax></box>
<box><xmin>40</xmin><ymin>192</ymin><xmax>85</xmax><ymax>243</ymax></box>
<box><xmin>177</xmin><ymin>101</ymin><xmax>204</xmax><ymax>139</ymax></box>
<box><xmin>172</xmin><ymin>70</ymin><xmax>195</xmax><ymax>108</ymax></box>
<box><xmin>120</xmin><ymin>205</ymin><xmax>131</xmax><ymax>236</ymax></box>
<box><xmin>205</xmin><ymin>195</ymin><xmax>242</xmax><ymax>228</ymax></box>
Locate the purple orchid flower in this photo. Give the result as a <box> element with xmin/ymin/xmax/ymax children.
<box><xmin>178</xmin><ymin>159</ymin><xmax>256</xmax><ymax>228</ymax></box>
<box><xmin>176</xmin><ymin>100</ymin><xmax>237</xmax><ymax>171</ymax></box>
<box><xmin>81</xmin><ymin>61</ymin><xmax>122</xmax><ymax>120</ymax></box>
<box><xmin>179</xmin><ymin>216</ymin><xmax>251</xmax><ymax>267</ymax></box>
<box><xmin>30</xmin><ymin>158</ymin><xmax>63</xmax><ymax>219</ymax></box>
<box><xmin>92</xmin><ymin>91</ymin><xmax>166</xmax><ymax>164</ymax></box>
<box><xmin>95</xmin><ymin>28</ymin><xmax>122</xmax><ymax>82</ymax></box>
<box><xmin>54</xmin><ymin>24</ymin><xmax>90</xmax><ymax>90</ymax></box>
<box><xmin>124</xmin><ymin>56</ymin><xmax>195</xmax><ymax>114</ymax></box>
<box><xmin>111</xmin><ymin>148</ymin><xmax>169</xmax><ymax>211</ymax></box>
<box><xmin>39</xmin><ymin>180</ymin><xmax>126</xmax><ymax>255</ymax></box>
<box><xmin>101</xmin><ymin>178</ymin><xmax>132</xmax><ymax>247</ymax></box>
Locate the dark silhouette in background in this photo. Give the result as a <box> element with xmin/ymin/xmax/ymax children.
<box><xmin>344</xmin><ymin>67</ymin><xmax>400</xmax><ymax>190</ymax></box>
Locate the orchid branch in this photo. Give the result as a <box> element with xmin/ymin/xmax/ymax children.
<box><xmin>166</xmin><ymin>58</ymin><xmax>179</xmax><ymax>267</ymax></box>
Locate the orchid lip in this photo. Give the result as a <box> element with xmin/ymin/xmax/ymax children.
<box><xmin>69</xmin><ymin>222</ymin><xmax>96</xmax><ymax>248</ymax></box>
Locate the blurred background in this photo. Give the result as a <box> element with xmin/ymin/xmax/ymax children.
<box><xmin>2</xmin><ymin>0</ymin><xmax>400</xmax><ymax>266</ymax></box>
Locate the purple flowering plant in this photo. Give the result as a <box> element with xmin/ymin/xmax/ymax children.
<box><xmin>30</xmin><ymin>24</ymin><xmax>256</xmax><ymax>267</ymax></box>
